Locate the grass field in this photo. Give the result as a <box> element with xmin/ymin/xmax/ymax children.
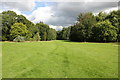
<box><xmin>0</xmin><ymin>42</ymin><xmax>2</xmax><ymax>79</ymax></box>
<box><xmin>2</xmin><ymin>40</ymin><xmax>118</xmax><ymax>78</ymax></box>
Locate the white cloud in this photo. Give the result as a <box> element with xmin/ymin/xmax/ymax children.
<box><xmin>44</xmin><ymin>2</ymin><xmax>118</xmax><ymax>25</ymax></box>
<box><xmin>104</xmin><ymin>7</ymin><xmax>118</xmax><ymax>13</ymax></box>
<box><xmin>0</xmin><ymin>8</ymin><xmax>22</xmax><ymax>14</ymax></box>
<box><xmin>0</xmin><ymin>8</ymin><xmax>29</xmax><ymax>18</ymax></box>
<box><xmin>10</xmin><ymin>9</ymin><xmax>29</xmax><ymax>20</ymax></box>
<box><xmin>26</xmin><ymin>2</ymin><xmax>118</xmax><ymax>31</ymax></box>
<box><xmin>1</xmin><ymin>0</ymin><xmax>35</xmax><ymax>11</ymax></box>
<box><xmin>94</xmin><ymin>6</ymin><xmax>118</xmax><ymax>15</ymax></box>
<box><xmin>49</xmin><ymin>25</ymin><xmax>63</xmax><ymax>31</ymax></box>
<box><xmin>1</xmin><ymin>0</ymin><xmax>118</xmax><ymax>12</ymax></box>
<box><xmin>10</xmin><ymin>9</ymin><xmax>22</xmax><ymax>15</ymax></box>
<box><xmin>0</xmin><ymin>10</ymin><xmax>3</xmax><ymax>13</ymax></box>
<box><xmin>28</xmin><ymin>6</ymin><xmax>53</xmax><ymax>23</ymax></box>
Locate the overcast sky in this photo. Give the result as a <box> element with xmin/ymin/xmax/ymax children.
<box><xmin>0</xmin><ymin>0</ymin><xmax>119</xmax><ymax>30</ymax></box>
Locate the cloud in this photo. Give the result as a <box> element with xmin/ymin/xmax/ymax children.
<box><xmin>104</xmin><ymin>7</ymin><xmax>118</xmax><ymax>13</ymax></box>
<box><xmin>0</xmin><ymin>8</ymin><xmax>29</xmax><ymax>19</ymax></box>
<box><xmin>28</xmin><ymin>6</ymin><xmax>53</xmax><ymax>23</ymax></box>
<box><xmin>37</xmin><ymin>0</ymin><xmax>119</xmax><ymax>2</ymax></box>
<box><xmin>10</xmin><ymin>9</ymin><xmax>22</xmax><ymax>15</ymax></box>
<box><xmin>1</xmin><ymin>0</ymin><xmax>119</xmax><ymax>11</ymax></box>
<box><xmin>0</xmin><ymin>10</ymin><xmax>3</xmax><ymax>13</ymax></box>
<box><xmin>49</xmin><ymin>25</ymin><xmax>63</xmax><ymax>31</ymax></box>
<box><xmin>0</xmin><ymin>0</ymin><xmax>119</xmax><ymax>30</ymax></box>
<box><xmin>1</xmin><ymin>0</ymin><xmax>35</xmax><ymax>11</ymax></box>
<box><xmin>26</xmin><ymin>2</ymin><xmax>118</xmax><ymax>31</ymax></box>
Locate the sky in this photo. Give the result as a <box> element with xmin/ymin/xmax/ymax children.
<box><xmin>0</xmin><ymin>0</ymin><xmax>119</xmax><ymax>30</ymax></box>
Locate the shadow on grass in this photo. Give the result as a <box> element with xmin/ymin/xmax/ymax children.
<box><xmin>60</xmin><ymin>40</ymin><xmax>120</xmax><ymax>44</ymax></box>
<box><xmin>60</xmin><ymin>40</ymin><xmax>78</xmax><ymax>43</ymax></box>
<box><xmin>61</xmin><ymin>40</ymin><xmax>72</xmax><ymax>42</ymax></box>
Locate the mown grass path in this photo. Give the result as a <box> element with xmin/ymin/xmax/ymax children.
<box><xmin>2</xmin><ymin>40</ymin><xmax>118</xmax><ymax>78</ymax></box>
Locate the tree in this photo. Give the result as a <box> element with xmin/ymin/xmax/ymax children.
<box><xmin>33</xmin><ymin>32</ymin><xmax>41</xmax><ymax>41</ymax></box>
<box><xmin>92</xmin><ymin>20</ymin><xmax>118</xmax><ymax>42</ymax></box>
<box><xmin>0</xmin><ymin>13</ymin><xmax>2</xmax><ymax>41</ymax></box>
<box><xmin>106</xmin><ymin>10</ymin><xmax>119</xmax><ymax>28</ymax></box>
<box><xmin>2</xmin><ymin>11</ymin><xmax>18</xmax><ymax>41</ymax></box>
<box><xmin>70</xmin><ymin>12</ymin><xmax>96</xmax><ymax>41</ymax></box>
<box><xmin>57</xmin><ymin>27</ymin><xmax>71</xmax><ymax>40</ymax></box>
<box><xmin>96</xmin><ymin>12</ymin><xmax>107</xmax><ymax>22</ymax></box>
<box><xmin>61</xmin><ymin>27</ymin><xmax>71</xmax><ymax>40</ymax></box>
<box><xmin>70</xmin><ymin>24</ymin><xmax>85</xmax><ymax>41</ymax></box>
<box><xmin>10</xmin><ymin>23</ymin><xmax>28</xmax><ymax>40</ymax></box>
<box><xmin>36</xmin><ymin>22</ymin><xmax>49</xmax><ymax>41</ymax></box>
<box><xmin>1</xmin><ymin>11</ymin><xmax>36</xmax><ymax>41</ymax></box>
<box><xmin>47</xmin><ymin>28</ymin><xmax>56</xmax><ymax>40</ymax></box>
<box><xmin>57</xmin><ymin>31</ymin><xmax>62</xmax><ymax>40</ymax></box>
<box><xmin>107</xmin><ymin>10</ymin><xmax>120</xmax><ymax>41</ymax></box>
<box><xmin>43</xmin><ymin>32</ymin><xmax>47</xmax><ymax>41</ymax></box>
<box><xmin>16</xmin><ymin>15</ymin><xmax>36</xmax><ymax>40</ymax></box>
<box><xmin>118</xmin><ymin>10</ymin><xmax>120</xmax><ymax>42</ymax></box>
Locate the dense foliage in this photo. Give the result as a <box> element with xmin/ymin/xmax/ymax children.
<box><xmin>70</xmin><ymin>13</ymin><xmax>96</xmax><ymax>42</ymax></box>
<box><xmin>0</xmin><ymin>13</ymin><xmax>2</xmax><ymax>41</ymax></box>
<box><xmin>92</xmin><ymin>20</ymin><xmax>118</xmax><ymax>42</ymax></box>
<box><xmin>57</xmin><ymin>27</ymin><xmax>71</xmax><ymax>40</ymax></box>
<box><xmin>1</xmin><ymin>11</ymin><xmax>56</xmax><ymax>41</ymax></box>
<box><xmin>0</xmin><ymin>10</ymin><xmax>119</xmax><ymax>42</ymax></box>
<box><xmin>58</xmin><ymin>10</ymin><xmax>119</xmax><ymax>42</ymax></box>
<box><xmin>32</xmin><ymin>32</ymin><xmax>41</xmax><ymax>41</ymax></box>
<box><xmin>10</xmin><ymin>23</ymin><xmax>28</xmax><ymax>40</ymax></box>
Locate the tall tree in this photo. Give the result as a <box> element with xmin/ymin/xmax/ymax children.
<box><xmin>47</xmin><ymin>28</ymin><xmax>56</xmax><ymax>40</ymax></box>
<box><xmin>33</xmin><ymin>32</ymin><xmax>41</xmax><ymax>41</ymax></box>
<box><xmin>107</xmin><ymin>10</ymin><xmax>120</xmax><ymax>41</ymax></box>
<box><xmin>2</xmin><ymin>11</ymin><xmax>18</xmax><ymax>40</ymax></box>
<box><xmin>0</xmin><ymin>13</ymin><xmax>2</xmax><ymax>41</ymax></box>
<box><xmin>70</xmin><ymin>12</ymin><xmax>96</xmax><ymax>41</ymax></box>
<box><xmin>2</xmin><ymin>11</ymin><xmax>36</xmax><ymax>41</ymax></box>
<box><xmin>36</xmin><ymin>22</ymin><xmax>49</xmax><ymax>41</ymax></box>
<box><xmin>16</xmin><ymin>15</ymin><xmax>35</xmax><ymax>40</ymax></box>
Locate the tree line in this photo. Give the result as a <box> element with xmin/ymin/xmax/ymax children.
<box><xmin>57</xmin><ymin>10</ymin><xmax>120</xmax><ymax>42</ymax></box>
<box><xmin>0</xmin><ymin>11</ymin><xmax>56</xmax><ymax>42</ymax></box>
<box><xmin>0</xmin><ymin>10</ymin><xmax>119</xmax><ymax>42</ymax></box>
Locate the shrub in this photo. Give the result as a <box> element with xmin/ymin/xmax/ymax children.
<box><xmin>29</xmin><ymin>38</ymin><xmax>34</xmax><ymax>41</ymax></box>
<box><xmin>13</xmin><ymin>36</ymin><xmax>25</xmax><ymax>42</ymax></box>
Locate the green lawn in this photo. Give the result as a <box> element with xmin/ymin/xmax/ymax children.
<box><xmin>2</xmin><ymin>40</ymin><xmax>118</xmax><ymax>78</ymax></box>
<box><xmin>0</xmin><ymin>42</ymin><xmax>2</xmax><ymax>79</ymax></box>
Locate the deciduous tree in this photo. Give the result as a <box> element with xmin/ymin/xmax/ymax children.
<box><xmin>10</xmin><ymin>23</ymin><xmax>28</xmax><ymax>40</ymax></box>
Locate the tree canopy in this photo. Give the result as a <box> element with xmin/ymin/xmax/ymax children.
<box><xmin>10</xmin><ymin>23</ymin><xmax>28</xmax><ymax>40</ymax></box>
<box><xmin>69</xmin><ymin>12</ymin><xmax>96</xmax><ymax>42</ymax></box>
<box><xmin>58</xmin><ymin>10</ymin><xmax>119</xmax><ymax>42</ymax></box>
<box><xmin>92</xmin><ymin>20</ymin><xmax>118</xmax><ymax>42</ymax></box>
<box><xmin>1</xmin><ymin>11</ymin><xmax>57</xmax><ymax>41</ymax></box>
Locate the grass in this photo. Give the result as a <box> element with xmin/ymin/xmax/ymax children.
<box><xmin>0</xmin><ymin>42</ymin><xmax>2</xmax><ymax>79</ymax></box>
<box><xmin>2</xmin><ymin>40</ymin><xmax>118</xmax><ymax>78</ymax></box>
